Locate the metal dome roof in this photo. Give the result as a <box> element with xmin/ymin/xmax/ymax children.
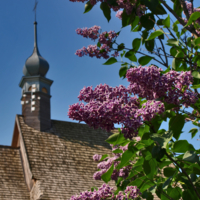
<box><xmin>23</xmin><ymin>22</ymin><xmax>49</xmax><ymax>77</ymax></box>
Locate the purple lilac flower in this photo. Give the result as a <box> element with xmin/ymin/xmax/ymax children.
<box><xmin>116</xmin><ymin>11</ymin><xmax>123</xmax><ymax>20</ymax></box>
<box><xmin>93</xmin><ymin>154</ymin><xmax>102</xmax><ymax>161</ymax></box>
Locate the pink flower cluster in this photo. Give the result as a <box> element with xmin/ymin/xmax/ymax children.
<box><xmin>117</xmin><ymin>186</ymin><xmax>141</xmax><ymax>199</ymax></box>
<box><xmin>116</xmin><ymin>10</ymin><xmax>123</xmax><ymax>20</ymax></box>
<box><xmin>93</xmin><ymin>142</ymin><xmax>140</xmax><ymax>181</ymax></box>
<box><xmin>70</xmin><ymin>0</ymin><xmax>145</xmax><ymax>16</ymax></box>
<box><xmin>75</xmin><ymin>26</ymin><xmax>119</xmax><ymax>59</ymax></box>
<box><xmin>70</xmin><ymin>184</ymin><xmax>141</xmax><ymax>200</ymax></box>
<box><xmin>76</xmin><ymin>25</ymin><xmax>101</xmax><ymax>41</ymax></box>
<box><xmin>126</xmin><ymin>66</ymin><xmax>197</xmax><ymax>107</ymax></box>
<box><xmin>75</xmin><ymin>44</ymin><xmax>111</xmax><ymax>59</ymax></box>
<box><xmin>68</xmin><ymin>83</ymin><xmax>165</xmax><ymax>139</ymax></box>
<box><xmin>68</xmin><ymin>66</ymin><xmax>197</xmax><ymax>138</ymax></box>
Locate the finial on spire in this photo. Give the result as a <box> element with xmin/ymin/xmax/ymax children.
<box><xmin>33</xmin><ymin>0</ymin><xmax>38</xmax><ymax>22</ymax></box>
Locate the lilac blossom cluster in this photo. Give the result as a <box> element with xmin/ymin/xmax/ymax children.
<box><xmin>116</xmin><ymin>11</ymin><xmax>123</xmax><ymax>20</ymax></box>
<box><xmin>116</xmin><ymin>186</ymin><xmax>141</xmax><ymax>200</ymax></box>
<box><xmin>70</xmin><ymin>0</ymin><xmax>145</xmax><ymax>16</ymax></box>
<box><xmin>126</xmin><ymin>66</ymin><xmax>197</xmax><ymax>107</ymax></box>
<box><xmin>68</xmin><ymin>66</ymin><xmax>197</xmax><ymax>138</ymax></box>
<box><xmin>70</xmin><ymin>184</ymin><xmax>141</xmax><ymax>200</ymax></box>
<box><xmin>76</xmin><ymin>26</ymin><xmax>101</xmax><ymax>40</ymax></box>
<box><xmin>184</xmin><ymin>1</ymin><xmax>200</xmax><ymax>34</ymax></box>
<box><xmin>93</xmin><ymin>139</ymin><xmax>141</xmax><ymax>181</ymax></box>
<box><xmin>75</xmin><ymin>44</ymin><xmax>111</xmax><ymax>59</ymax></box>
<box><xmin>93</xmin><ymin>144</ymin><xmax>132</xmax><ymax>180</ymax></box>
<box><xmin>75</xmin><ymin>26</ymin><xmax>118</xmax><ymax>59</ymax></box>
<box><xmin>68</xmin><ymin>83</ymin><xmax>165</xmax><ymax>139</ymax></box>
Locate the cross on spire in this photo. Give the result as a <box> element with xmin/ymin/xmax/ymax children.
<box><xmin>33</xmin><ymin>0</ymin><xmax>38</xmax><ymax>21</ymax></box>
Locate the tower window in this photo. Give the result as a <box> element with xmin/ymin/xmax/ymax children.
<box><xmin>42</xmin><ymin>87</ymin><xmax>48</xmax><ymax>94</ymax></box>
<box><xmin>28</xmin><ymin>86</ymin><xmax>32</xmax><ymax>91</ymax></box>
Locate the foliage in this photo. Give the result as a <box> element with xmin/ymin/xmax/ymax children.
<box><xmin>69</xmin><ymin>0</ymin><xmax>200</xmax><ymax>199</ymax></box>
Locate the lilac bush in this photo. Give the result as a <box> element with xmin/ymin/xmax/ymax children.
<box><xmin>69</xmin><ymin>0</ymin><xmax>200</xmax><ymax>199</ymax></box>
<box><xmin>70</xmin><ymin>184</ymin><xmax>141</xmax><ymax>200</ymax></box>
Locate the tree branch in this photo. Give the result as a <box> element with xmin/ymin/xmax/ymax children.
<box><xmin>165</xmin><ymin>152</ymin><xmax>200</xmax><ymax>199</ymax></box>
<box><xmin>160</xmin><ymin>0</ymin><xmax>200</xmax><ymax>38</ymax></box>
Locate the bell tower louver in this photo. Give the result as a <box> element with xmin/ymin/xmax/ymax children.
<box><xmin>19</xmin><ymin>21</ymin><xmax>53</xmax><ymax>131</ymax></box>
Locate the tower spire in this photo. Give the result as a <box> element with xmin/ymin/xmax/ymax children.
<box><xmin>33</xmin><ymin>0</ymin><xmax>39</xmax><ymax>52</ymax></box>
<box><xmin>33</xmin><ymin>0</ymin><xmax>38</xmax><ymax>22</ymax></box>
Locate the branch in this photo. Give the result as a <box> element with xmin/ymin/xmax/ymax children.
<box><xmin>165</xmin><ymin>152</ymin><xmax>200</xmax><ymax>199</ymax></box>
<box><xmin>158</xmin><ymin>38</ymin><xmax>168</xmax><ymax>67</ymax></box>
<box><xmin>160</xmin><ymin>0</ymin><xmax>200</xmax><ymax>38</ymax></box>
<box><xmin>179</xmin><ymin>0</ymin><xmax>190</xmax><ymax>20</ymax></box>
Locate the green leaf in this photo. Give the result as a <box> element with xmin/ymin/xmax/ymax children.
<box><xmin>154</xmin><ymin>3</ymin><xmax>167</xmax><ymax>15</ymax></box>
<box><xmin>131</xmin><ymin>16</ymin><xmax>140</xmax><ymax>30</ymax></box>
<box><xmin>169</xmin><ymin>114</ymin><xmax>185</xmax><ymax>140</ymax></box>
<box><xmin>172</xmin><ymin>51</ymin><xmax>184</xmax><ymax>70</ymax></box>
<box><xmin>100</xmin><ymin>2</ymin><xmax>111</xmax><ymax>22</ymax></box>
<box><xmin>84</xmin><ymin>1</ymin><xmax>93</xmax><ymax>13</ymax></box>
<box><xmin>143</xmin><ymin>158</ymin><xmax>157</xmax><ymax>179</ymax></box>
<box><xmin>140</xmin><ymin>13</ymin><xmax>155</xmax><ymax>30</ymax></box>
<box><xmin>118</xmin><ymin>43</ymin><xmax>125</xmax><ymax>51</ymax></box>
<box><xmin>192</xmin><ymin>84</ymin><xmax>200</xmax><ymax>89</ymax></box>
<box><xmin>185</xmin><ymin>12</ymin><xmax>200</xmax><ymax>27</ymax></box>
<box><xmin>129</xmin><ymin>176</ymin><xmax>146</xmax><ymax>187</ymax></box>
<box><xmin>194</xmin><ymin>37</ymin><xmax>200</xmax><ymax>46</ymax></box>
<box><xmin>99</xmin><ymin>154</ymin><xmax>109</xmax><ymax>161</ymax></box>
<box><xmin>145</xmin><ymin>40</ymin><xmax>154</xmax><ymax>52</ymax></box>
<box><xmin>141</xmin><ymin>0</ymin><xmax>166</xmax><ymax>15</ymax></box>
<box><xmin>162</xmin><ymin>176</ymin><xmax>173</xmax><ymax>189</ymax></box>
<box><xmin>164</xmin><ymin>167</ymin><xmax>177</xmax><ymax>177</ymax></box>
<box><xmin>132</xmin><ymin>38</ymin><xmax>141</xmax><ymax>52</ymax></box>
<box><xmin>113</xmin><ymin>149</ymin><xmax>123</xmax><ymax>154</ymax></box>
<box><xmin>189</xmin><ymin>128</ymin><xmax>198</xmax><ymax>139</ymax></box>
<box><xmin>128</xmin><ymin>165</ymin><xmax>143</xmax><ymax>179</ymax></box>
<box><xmin>119</xmin><ymin>66</ymin><xmax>128</xmax><ymax>78</ymax></box>
<box><xmin>173</xmin><ymin>140</ymin><xmax>195</xmax><ymax>153</ymax></box>
<box><xmin>173</xmin><ymin>0</ymin><xmax>182</xmax><ymax>17</ymax></box>
<box><xmin>140</xmin><ymin>180</ymin><xmax>155</xmax><ymax>193</ymax></box>
<box><xmin>125</xmin><ymin>50</ymin><xmax>137</xmax><ymax>62</ymax></box>
<box><xmin>147</xmin><ymin>30</ymin><xmax>164</xmax><ymax>40</ymax></box>
<box><xmin>138</xmin><ymin>56</ymin><xmax>153</xmax><ymax>65</ymax></box>
<box><xmin>151</xmin><ymin>131</ymin><xmax>173</xmax><ymax>149</ymax></box>
<box><xmin>138</xmin><ymin>125</ymin><xmax>149</xmax><ymax>137</ymax></box>
<box><xmin>103</xmin><ymin>57</ymin><xmax>117</xmax><ymax>65</ymax></box>
<box><xmin>163</xmin><ymin>14</ymin><xmax>170</xmax><ymax>28</ymax></box>
<box><xmin>172</xmin><ymin>20</ymin><xmax>179</xmax><ymax>32</ymax></box>
<box><xmin>167</xmin><ymin>187</ymin><xmax>182</xmax><ymax>200</ymax></box>
<box><xmin>167</xmin><ymin>39</ymin><xmax>179</xmax><ymax>46</ymax></box>
<box><xmin>157</xmin><ymin>19</ymin><xmax>164</xmax><ymax>26</ymax></box>
<box><xmin>122</xmin><ymin>10</ymin><xmax>135</xmax><ymax>27</ymax></box>
<box><xmin>101</xmin><ymin>163</ymin><xmax>114</xmax><ymax>183</ymax></box>
<box><xmin>117</xmin><ymin>149</ymin><xmax>134</xmax><ymax>169</ymax></box>
<box><xmin>183</xmin><ymin>151</ymin><xmax>199</xmax><ymax>164</ymax></box>
<box><xmin>105</xmin><ymin>132</ymin><xmax>119</xmax><ymax>144</ymax></box>
<box><xmin>192</xmin><ymin>71</ymin><xmax>200</xmax><ymax>79</ymax></box>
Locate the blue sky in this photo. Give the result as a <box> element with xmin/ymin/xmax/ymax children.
<box><xmin>0</xmin><ymin>0</ymin><xmax>200</xmax><ymax>149</ymax></box>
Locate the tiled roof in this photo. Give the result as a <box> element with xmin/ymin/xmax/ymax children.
<box><xmin>0</xmin><ymin>146</ymin><xmax>30</xmax><ymax>200</ymax></box>
<box><xmin>18</xmin><ymin>115</ymin><xmax>114</xmax><ymax>199</ymax></box>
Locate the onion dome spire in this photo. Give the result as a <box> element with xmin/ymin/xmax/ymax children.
<box><xmin>23</xmin><ymin>21</ymin><xmax>49</xmax><ymax>77</ymax></box>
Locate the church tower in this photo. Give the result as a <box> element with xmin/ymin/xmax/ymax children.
<box><xmin>19</xmin><ymin>21</ymin><xmax>53</xmax><ymax>131</ymax></box>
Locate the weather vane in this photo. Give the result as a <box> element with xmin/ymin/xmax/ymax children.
<box><xmin>33</xmin><ymin>0</ymin><xmax>38</xmax><ymax>21</ymax></box>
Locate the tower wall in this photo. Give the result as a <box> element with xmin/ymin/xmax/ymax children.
<box><xmin>22</xmin><ymin>92</ymin><xmax>51</xmax><ymax>131</ymax></box>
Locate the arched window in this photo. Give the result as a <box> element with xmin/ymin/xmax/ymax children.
<box><xmin>42</xmin><ymin>87</ymin><xmax>48</xmax><ymax>94</ymax></box>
